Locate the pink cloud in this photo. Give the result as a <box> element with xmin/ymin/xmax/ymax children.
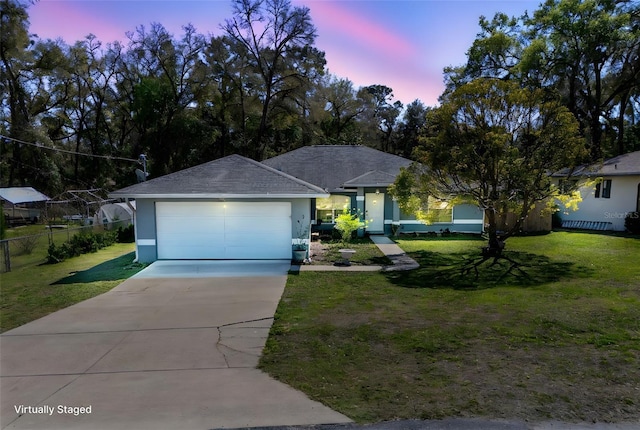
<box><xmin>307</xmin><ymin>1</ymin><xmax>418</xmax><ymax>61</ymax></box>
<box><xmin>29</xmin><ymin>2</ymin><xmax>128</xmax><ymax>44</ymax></box>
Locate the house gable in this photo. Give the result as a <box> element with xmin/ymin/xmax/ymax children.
<box><xmin>111</xmin><ymin>154</ymin><xmax>327</xmax><ymax>199</ymax></box>
<box><xmin>262</xmin><ymin>145</ymin><xmax>412</xmax><ymax>192</ymax></box>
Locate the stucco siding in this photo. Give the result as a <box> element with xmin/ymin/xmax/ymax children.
<box><xmin>394</xmin><ymin>220</ymin><xmax>483</xmax><ymax>234</ymax></box>
<box><xmin>134</xmin><ymin>199</ymin><xmax>157</xmax><ymax>262</ymax></box>
<box><xmin>397</xmin><ymin>203</ymin><xmax>484</xmax><ymax>234</ymax></box>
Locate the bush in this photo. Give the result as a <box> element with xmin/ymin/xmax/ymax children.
<box><xmin>116</xmin><ymin>224</ymin><xmax>135</xmax><ymax>243</ymax></box>
<box><xmin>334</xmin><ymin>206</ymin><xmax>369</xmax><ymax>243</ymax></box>
<box><xmin>47</xmin><ymin>230</ymin><xmax>116</xmax><ymax>264</ymax></box>
<box><xmin>13</xmin><ymin>235</ymin><xmax>39</xmax><ymax>255</ymax></box>
<box><xmin>625</xmin><ymin>212</ymin><xmax>640</xmax><ymax>234</ymax></box>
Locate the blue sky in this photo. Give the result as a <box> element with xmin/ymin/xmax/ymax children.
<box><xmin>28</xmin><ymin>0</ymin><xmax>541</xmax><ymax>106</ymax></box>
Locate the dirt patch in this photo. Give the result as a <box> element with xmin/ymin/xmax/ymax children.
<box><xmin>309</xmin><ymin>239</ymin><xmax>330</xmax><ymax>263</ymax></box>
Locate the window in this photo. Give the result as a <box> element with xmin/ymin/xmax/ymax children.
<box><xmin>398</xmin><ymin>197</ymin><xmax>453</xmax><ymax>223</ymax></box>
<box><xmin>426</xmin><ymin>197</ymin><xmax>453</xmax><ymax>223</ymax></box>
<box><xmin>595</xmin><ymin>179</ymin><xmax>612</xmax><ymax>199</ymax></box>
<box><xmin>316</xmin><ymin>195</ymin><xmax>351</xmax><ymax>223</ymax></box>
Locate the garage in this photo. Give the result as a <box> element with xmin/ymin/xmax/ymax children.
<box><xmin>109</xmin><ymin>154</ymin><xmax>328</xmax><ymax>263</ymax></box>
<box><xmin>156</xmin><ymin>201</ymin><xmax>292</xmax><ymax>260</ymax></box>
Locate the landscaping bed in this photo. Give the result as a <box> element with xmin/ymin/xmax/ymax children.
<box><xmin>260</xmin><ymin>232</ymin><xmax>640</xmax><ymax>424</ymax></box>
<box><xmin>308</xmin><ymin>237</ymin><xmax>392</xmax><ymax>266</ymax></box>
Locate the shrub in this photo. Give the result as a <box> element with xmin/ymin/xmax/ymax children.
<box><xmin>13</xmin><ymin>235</ymin><xmax>39</xmax><ymax>255</ymax></box>
<box><xmin>334</xmin><ymin>206</ymin><xmax>369</xmax><ymax>243</ymax></box>
<box><xmin>47</xmin><ymin>242</ymin><xmax>72</xmax><ymax>264</ymax></box>
<box><xmin>116</xmin><ymin>224</ymin><xmax>135</xmax><ymax>243</ymax></box>
<box><xmin>47</xmin><ymin>230</ymin><xmax>117</xmax><ymax>264</ymax></box>
<box><xmin>625</xmin><ymin>212</ymin><xmax>640</xmax><ymax>234</ymax></box>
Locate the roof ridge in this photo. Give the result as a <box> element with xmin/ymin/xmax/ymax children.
<box><xmin>230</xmin><ymin>154</ymin><xmax>328</xmax><ymax>193</ymax></box>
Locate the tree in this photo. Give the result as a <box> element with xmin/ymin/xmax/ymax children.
<box><xmin>527</xmin><ymin>0</ymin><xmax>640</xmax><ymax>159</ymax></box>
<box><xmin>390</xmin><ymin>78</ymin><xmax>587</xmax><ymax>257</ymax></box>
<box><xmin>222</xmin><ymin>0</ymin><xmax>319</xmax><ymax>159</ymax></box>
<box><xmin>1</xmin><ymin>0</ymin><xmax>66</xmax><ymax>194</ymax></box>
<box><xmin>311</xmin><ymin>74</ymin><xmax>365</xmax><ymax>144</ymax></box>
<box><xmin>124</xmin><ymin>23</ymin><xmax>210</xmax><ymax>176</ymax></box>
<box><xmin>396</xmin><ymin>99</ymin><xmax>428</xmax><ymax>158</ymax></box>
<box><xmin>358</xmin><ymin>84</ymin><xmax>402</xmax><ymax>152</ymax></box>
<box><xmin>445</xmin><ymin>0</ymin><xmax>640</xmax><ymax>159</ymax></box>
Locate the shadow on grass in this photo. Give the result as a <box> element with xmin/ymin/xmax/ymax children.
<box><xmin>386</xmin><ymin>250</ymin><xmax>592</xmax><ymax>290</ymax></box>
<box><xmin>51</xmin><ymin>252</ymin><xmax>144</xmax><ymax>285</ymax></box>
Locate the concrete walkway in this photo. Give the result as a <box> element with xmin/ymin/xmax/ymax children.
<box><xmin>294</xmin><ymin>235</ymin><xmax>419</xmax><ymax>272</ymax></box>
<box><xmin>0</xmin><ymin>261</ymin><xmax>351</xmax><ymax>430</ymax></box>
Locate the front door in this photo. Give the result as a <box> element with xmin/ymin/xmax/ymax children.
<box><xmin>636</xmin><ymin>183</ymin><xmax>640</xmax><ymax>212</ymax></box>
<box><xmin>365</xmin><ymin>193</ymin><xmax>385</xmax><ymax>233</ymax></box>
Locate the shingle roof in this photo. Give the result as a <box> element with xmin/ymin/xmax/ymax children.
<box><xmin>554</xmin><ymin>150</ymin><xmax>640</xmax><ymax>177</ymax></box>
<box><xmin>110</xmin><ymin>154</ymin><xmax>328</xmax><ymax>199</ymax></box>
<box><xmin>342</xmin><ymin>170</ymin><xmax>399</xmax><ymax>187</ymax></box>
<box><xmin>262</xmin><ymin>145</ymin><xmax>412</xmax><ymax>192</ymax></box>
<box><xmin>0</xmin><ymin>187</ymin><xmax>50</xmax><ymax>204</ymax></box>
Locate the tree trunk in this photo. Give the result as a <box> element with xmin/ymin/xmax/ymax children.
<box><xmin>484</xmin><ymin>208</ymin><xmax>504</xmax><ymax>256</ymax></box>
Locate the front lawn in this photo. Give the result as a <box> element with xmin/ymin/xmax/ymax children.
<box><xmin>0</xmin><ymin>243</ymin><xmax>143</xmax><ymax>332</ymax></box>
<box><xmin>260</xmin><ymin>232</ymin><xmax>640</xmax><ymax>424</ymax></box>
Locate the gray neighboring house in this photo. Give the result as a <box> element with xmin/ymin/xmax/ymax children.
<box><xmin>262</xmin><ymin>145</ymin><xmax>484</xmax><ymax>236</ymax></box>
<box><xmin>110</xmin><ymin>154</ymin><xmax>328</xmax><ymax>263</ymax></box>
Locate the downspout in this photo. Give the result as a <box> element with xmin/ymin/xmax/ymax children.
<box><xmin>125</xmin><ymin>198</ymin><xmax>138</xmax><ymax>263</ymax></box>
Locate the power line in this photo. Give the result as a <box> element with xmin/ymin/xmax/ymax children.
<box><xmin>0</xmin><ymin>134</ymin><xmax>140</xmax><ymax>163</ymax></box>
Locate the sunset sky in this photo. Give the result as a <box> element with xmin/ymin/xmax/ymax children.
<box><xmin>28</xmin><ymin>0</ymin><xmax>541</xmax><ymax>106</ymax></box>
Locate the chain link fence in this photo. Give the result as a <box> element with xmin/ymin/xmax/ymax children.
<box><xmin>0</xmin><ymin>221</ymin><xmax>131</xmax><ymax>273</ymax></box>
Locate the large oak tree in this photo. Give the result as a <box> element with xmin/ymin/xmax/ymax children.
<box><xmin>390</xmin><ymin>78</ymin><xmax>588</xmax><ymax>253</ymax></box>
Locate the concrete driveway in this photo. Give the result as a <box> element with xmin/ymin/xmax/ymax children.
<box><xmin>0</xmin><ymin>261</ymin><xmax>351</xmax><ymax>430</ymax></box>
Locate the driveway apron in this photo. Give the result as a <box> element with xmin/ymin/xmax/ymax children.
<box><xmin>0</xmin><ymin>260</ymin><xmax>351</xmax><ymax>430</ymax></box>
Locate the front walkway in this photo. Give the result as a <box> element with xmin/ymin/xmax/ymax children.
<box><xmin>293</xmin><ymin>235</ymin><xmax>419</xmax><ymax>272</ymax></box>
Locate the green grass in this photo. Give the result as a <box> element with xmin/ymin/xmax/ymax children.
<box><xmin>0</xmin><ymin>243</ymin><xmax>144</xmax><ymax>332</ymax></box>
<box><xmin>260</xmin><ymin>232</ymin><xmax>640</xmax><ymax>423</ymax></box>
<box><xmin>1</xmin><ymin>223</ymin><xmax>105</xmax><ymax>271</ymax></box>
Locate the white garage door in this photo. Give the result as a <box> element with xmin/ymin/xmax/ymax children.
<box><xmin>156</xmin><ymin>201</ymin><xmax>292</xmax><ymax>260</ymax></box>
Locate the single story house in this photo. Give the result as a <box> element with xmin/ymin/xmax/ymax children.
<box><xmin>111</xmin><ymin>146</ymin><xmax>485</xmax><ymax>263</ymax></box>
<box><xmin>553</xmin><ymin>150</ymin><xmax>640</xmax><ymax>231</ymax></box>
<box><xmin>262</xmin><ymin>145</ymin><xmax>484</xmax><ymax>237</ymax></box>
<box><xmin>110</xmin><ymin>154</ymin><xmax>328</xmax><ymax>262</ymax></box>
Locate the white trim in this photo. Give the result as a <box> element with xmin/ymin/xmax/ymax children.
<box><xmin>397</xmin><ymin>219</ymin><xmax>483</xmax><ymax>225</ymax></box>
<box><xmin>384</xmin><ymin>219</ymin><xmax>393</xmax><ymax>224</ymax></box>
<box><xmin>110</xmin><ymin>193</ymin><xmax>329</xmax><ymax>199</ymax></box>
<box><xmin>356</xmin><ymin>196</ymin><xmax>365</xmax><ymax>201</ymax></box>
<box><xmin>453</xmin><ymin>219</ymin><xmax>484</xmax><ymax>225</ymax></box>
<box><xmin>137</xmin><ymin>239</ymin><xmax>156</xmax><ymax>246</ymax></box>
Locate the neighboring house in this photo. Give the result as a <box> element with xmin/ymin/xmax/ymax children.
<box><xmin>262</xmin><ymin>145</ymin><xmax>484</xmax><ymax>236</ymax></box>
<box><xmin>553</xmin><ymin>150</ymin><xmax>640</xmax><ymax>231</ymax></box>
<box><xmin>110</xmin><ymin>154</ymin><xmax>328</xmax><ymax>262</ymax></box>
